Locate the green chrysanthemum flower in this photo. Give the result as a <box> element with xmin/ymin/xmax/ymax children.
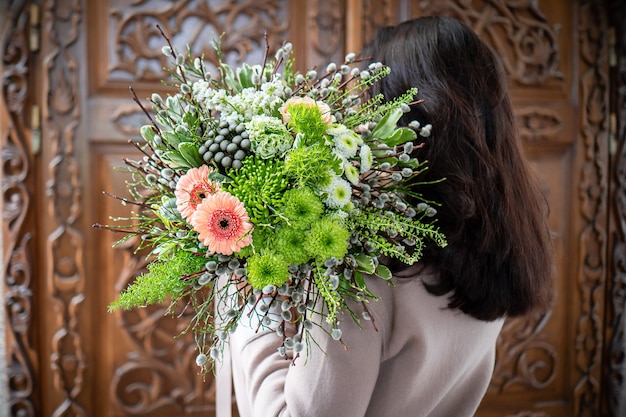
<box><xmin>305</xmin><ymin>216</ymin><xmax>350</xmax><ymax>261</ymax></box>
<box><xmin>275</xmin><ymin>227</ymin><xmax>310</xmax><ymax>265</ymax></box>
<box><xmin>281</xmin><ymin>187</ymin><xmax>324</xmax><ymax>228</ymax></box>
<box><xmin>246</xmin><ymin>252</ymin><xmax>290</xmax><ymax>289</ymax></box>
<box><xmin>285</xmin><ymin>143</ymin><xmax>341</xmax><ymax>187</ymax></box>
<box><xmin>237</xmin><ymin>226</ymin><xmax>276</xmax><ymax>259</ymax></box>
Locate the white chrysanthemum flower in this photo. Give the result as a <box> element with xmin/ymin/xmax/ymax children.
<box><xmin>333</xmin><ymin>132</ymin><xmax>359</xmax><ymax>158</ymax></box>
<box><xmin>324</xmin><ymin>175</ymin><xmax>352</xmax><ymax>208</ymax></box>
<box><xmin>326</xmin><ymin>124</ymin><xmax>350</xmax><ymax>137</ymax></box>
<box><xmin>359</xmin><ymin>144</ymin><xmax>373</xmax><ymax>173</ymax></box>
<box><xmin>343</xmin><ymin>160</ymin><xmax>360</xmax><ymax>185</ymax></box>
<box><xmin>329</xmin><ymin>209</ymin><xmax>350</xmax><ymax>220</ymax></box>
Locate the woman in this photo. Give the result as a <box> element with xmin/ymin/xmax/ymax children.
<box><xmin>230</xmin><ymin>16</ymin><xmax>553</xmax><ymax>417</ymax></box>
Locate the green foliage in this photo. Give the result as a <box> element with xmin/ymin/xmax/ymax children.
<box><xmin>312</xmin><ymin>264</ymin><xmax>342</xmax><ymax>324</ymax></box>
<box><xmin>348</xmin><ymin>208</ymin><xmax>447</xmax><ymax>264</ymax></box>
<box><xmin>108</xmin><ymin>250</ymin><xmax>207</xmax><ymax>311</ymax></box>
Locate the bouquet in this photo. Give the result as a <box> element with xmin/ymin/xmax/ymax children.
<box><xmin>98</xmin><ymin>30</ymin><xmax>446</xmax><ymax>374</ymax></box>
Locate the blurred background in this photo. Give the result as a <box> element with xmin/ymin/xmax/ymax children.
<box><xmin>1</xmin><ymin>0</ymin><xmax>625</xmax><ymax>416</ymax></box>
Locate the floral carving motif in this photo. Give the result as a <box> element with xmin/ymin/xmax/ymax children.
<box><xmin>517</xmin><ymin>107</ymin><xmax>563</xmax><ymax>142</ymax></box>
<box><xmin>416</xmin><ymin>0</ymin><xmax>563</xmax><ymax>86</ymax></box>
<box><xmin>607</xmin><ymin>4</ymin><xmax>626</xmax><ymax>415</ymax></box>
<box><xmin>575</xmin><ymin>0</ymin><xmax>610</xmax><ymax>416</ymax></box>
<box><xmin>111</xmin><ymin>105</ymin><xmax>150</xmax><ymax>135</ymax></box>
<box><xmin>108</xmin><ymin>0</ymin><xmax>288</xmax><ymax>84</ymax></box>
<box><xmin>2</xmin><ymin>1</ymin><xmax>36</xmax><ymax>416</ymax></box>
<box><xmin>489</xmin><ymin>311</ymin><xmax>556</xmax><ymax>393</ymax></box>
<box><xmin>308</xmin><ymin>0</ymin><xmax>345</xmax><ymax>66</ymax></box>
<box><xmin>362</xmin><ymin>0</ymin><xmax>395</xmax><ymax>43</ymax></box>
<box><xmin>41</xmin><ymin>0</ymin><xmax>87</xmax><ymax>415</ymax></box>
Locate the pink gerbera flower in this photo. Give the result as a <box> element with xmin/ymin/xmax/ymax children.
<box><xmin>175</xmin><ymin>165</ymin><xmax>220</xmax><ymax>221</ymax></box>
<box><xmin>190</xmin><ymin>191</ymin><xmax>253</xmax><ymax>255</ymax></box>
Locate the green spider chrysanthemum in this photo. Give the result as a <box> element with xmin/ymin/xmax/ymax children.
<box><xmin>246</xmin><ymin>252</ymin><xmax>290</xmax><ymax>289</ymax></box>
<box><xmin>305</xmin><ymin>216</ymin><xmax>350</xmax><ymax>261</ymax></box>
<box><xmin>281</xmin><ymin>187</ymin><xmax>324</xmax><ymax>228</ymax></box>
<box><xmin>226</xmin><ymin>157</ymin><xmax>288</xmax><ymax>224</ymax></box>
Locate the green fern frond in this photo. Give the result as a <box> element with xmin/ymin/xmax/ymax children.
<box><xmin>108</xmin><ymin>250</ymin><xmax>206</xmax><ymax>311</ymax></box>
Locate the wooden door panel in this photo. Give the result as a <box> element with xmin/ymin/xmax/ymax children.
<box><xmin>90</xmin><ymin>143</ymin><xmax>219</xmax><ymax>415</ymax></box>
<box><xmin>2</xmin><ymin>0</ymin><xmax>618</xmax><ymax>416</ymax></box>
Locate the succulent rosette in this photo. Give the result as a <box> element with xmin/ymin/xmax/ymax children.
<box><xmin>99</xmin><ymin>33</ymin><xmax>447</xmax><ymax>374</ymax></box>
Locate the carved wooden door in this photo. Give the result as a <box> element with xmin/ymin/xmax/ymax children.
<box><xmin>1</xmin><ymin>1</ymin><xmax>623</xmax><ymax>417</ymax></box>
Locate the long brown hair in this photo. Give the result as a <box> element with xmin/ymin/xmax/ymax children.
<box><xmin>363</xmin><ymin>16</ymin><xmax>553</xmax><ymax>321</ymax></box>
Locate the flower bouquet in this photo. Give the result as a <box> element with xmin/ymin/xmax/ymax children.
<box><xmin>99</xmin><ymin>30</ymin><xmax>446</xmax><ymax>374</ymax></box>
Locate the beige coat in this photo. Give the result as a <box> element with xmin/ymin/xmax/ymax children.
<box><xmin>230</xmin><ymin>264</ymin><xmax>504</xmax><ymax>417</ymax></box>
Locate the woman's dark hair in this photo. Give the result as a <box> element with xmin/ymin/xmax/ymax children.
<box><xmin>363</xmin><ymin>16</ymin><xmax>553</xmax><ymax>321</ymax></box>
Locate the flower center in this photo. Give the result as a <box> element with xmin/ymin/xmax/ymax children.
<box><xmin>209</xmin><ymin>210</ymin><xmax>240</xmax><ymax>238</ymax></box>
<box><xmin>190</xmin><ymin>183</ymin><xmax>215</xmax><ymax>208</ymax></box>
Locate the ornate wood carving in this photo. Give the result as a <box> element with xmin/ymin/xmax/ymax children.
<box><xmin>1</xmin><ymin>1</ymin><xmax>37</xmax><ymax>416</ymax></box>
<box><xmin>414</xmin><ymin>0</ymin><xmax>563</xmax><ymax>87</ymax></box>
<box><xmin>489</xmin><ymin>312</ymin><xmax>557</xmax><ymax>393</ymax></box>
<box><xmin>307</xmin><ymin>0</ymin><xmax>345</xmax><ymax>66</ymax></box>
<box><xmin>106</xmin><ymin>0</ymin><xmax>288</xmax><ymax>87</ymax></box>
<box><xmin>575</xmin><ymin>0</ymin><xmax>610</xmax><ymax>416</ymax></box>
<box><xmin>41</xmin><ymin>0</ymin><xmax>87</xmax><ymax>415</ymax></box>
<box><xmin>111</xmin><ymin>105</ymin><xmax>149</xmax><ymax>136</ymax></box>
<box><xmin>110</xmin><ymin>240</ymin><xmax>217</xmax><ymax>414</ymax></box>
<box><xmin>362</xmin><ymin>0</ymin><xmax>397</xmax><ymax>44</ymax></box>
<box><xmin>517</xmin><ymin>107</ymin><xmax>564</xmax><ymax>143</ymax></box>
<box><xmin>607</xmin><ymin>1</ymin><xmax>626</xmax><ymax>415</ymax></box>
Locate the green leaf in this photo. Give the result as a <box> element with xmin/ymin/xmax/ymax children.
<box><xmin>353</xmin><ymin>271</ymin><xmax>366</xmax><ymax>289</ymax></box>
<box><xmin>237</xmin><ymin>63</ymin><xmax>255</xmax><ymax>88</ymax></box>
<box><xmin>375</xmin><ymin>264</ymin><xmax>392</xmax><ymax>280</ymax></box>
<box><xmin>140</xmin><ymin>125</ymin><xmax>156</xmax><ymax>142</ymax></box>
<box><xmin>222</xmin><ymin>63</ymin><xmax>242</xmax><ymax>92</ymax></box>
<box><xmin>381</xmin><ymin>127</ymin><xmax>417</xmax><ymax>147</ymax></box>
<box><xmin>162</xmin><ymin>151</ymin><xmax>192</xmax><ymax>169</ymax></box>
<box><xmin>355</xmin><ymin>253</ymin><xmax>376</xmax><ymax>274</ymax></box>
<box><xmin>178</xmin><ymin>142</ymin><xmax>204</xmax><ymax>167</ymax></box>
<box><xmin>161</xmin><ymin>131</ymin><xmax>180</xmax><ymax>148</ymax></box>
<box><xmin>371</xmin><ymin>108</ymin><xmax>403</xmax><ymax>139</ymax></box>
<box><xmin>377</xmin><ymin>157</ymin><xmax>399</xmax><ymax>166</ymax></box>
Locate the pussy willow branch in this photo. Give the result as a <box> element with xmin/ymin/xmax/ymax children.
<box><xmin>129</xmin><ymin>86</ymin><xmax>161</xmax><ymax>137</ymax></box>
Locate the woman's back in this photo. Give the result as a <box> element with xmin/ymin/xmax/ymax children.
<box><xmin>231</xmin><ymin>265</ymin><xmax>503</xmax><ymax>417</ymax></box>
